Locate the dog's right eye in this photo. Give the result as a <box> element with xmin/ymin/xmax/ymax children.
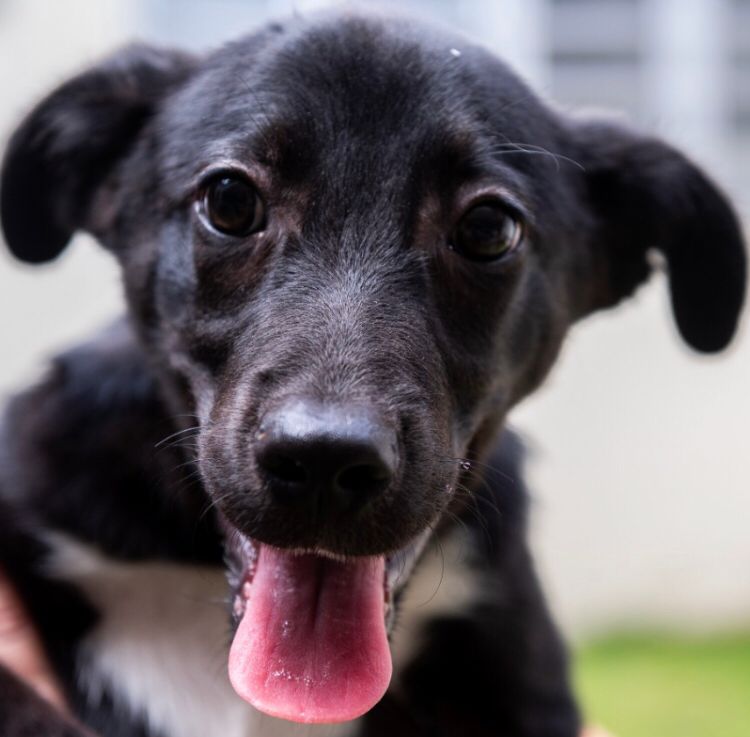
<box><xmin>199</xmin><ymin>173</ymin><xmax>265</xmax><ymax>237</ymax></box>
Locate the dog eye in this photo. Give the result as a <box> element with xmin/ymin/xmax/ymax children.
<box><xmin>451</xmin><ymin>203</ymin><xmax>524</xmax><ymax>261</ymax></box>
<box><xmin>200</xmin><ymin>173</ymin><xmax>265</xmax><ymax>237</ymax></box>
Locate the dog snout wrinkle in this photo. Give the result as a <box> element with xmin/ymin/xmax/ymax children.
<box><xmin>255</xmin><ymin>399</ymin><xmax>398</xmax><ymax>517</ymax></box>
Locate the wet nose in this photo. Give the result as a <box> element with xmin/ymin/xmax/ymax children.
<box><xmin>255</xmin><ymin>399</ymin><xmax>398</xmax><ymax>517</ymax></box>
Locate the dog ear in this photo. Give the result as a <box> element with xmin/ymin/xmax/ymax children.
<box><xmin>576</xmin><ymin>120</ymin><xmax>746</xmax><ymax>353</ymax></box>
<box><xmin>0</xmin><ymin>44</ymin><xmax>195</xmax><ymax>264</ymax></box>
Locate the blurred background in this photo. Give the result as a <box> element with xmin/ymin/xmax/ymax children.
<box><xmin>1</xmin><ymin>1</ymin><xmax>748</xmax><ymax>734</ymax></box>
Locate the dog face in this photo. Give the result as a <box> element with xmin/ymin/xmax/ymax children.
<box><xmin>1</xmin><ymin>13</ymin><xmax>745</xmax><ymax>725</ymax></box>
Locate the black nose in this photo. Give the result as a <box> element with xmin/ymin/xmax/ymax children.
<box><xmin>255</xmin><ymin>399</ymin><xmax>398</xmax><ymax>517</ymax></box>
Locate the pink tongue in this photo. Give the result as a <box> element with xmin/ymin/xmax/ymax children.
<box><xmin>228</xmin><ymin>545</ymin><xmax>392</xmax><ymax>724</ymax></box>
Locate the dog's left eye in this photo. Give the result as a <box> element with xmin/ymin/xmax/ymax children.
<box><xmin>199</xmin><ymin>173</ymin><xmax>265</xmax><ymax>237</ymax></box>
<box><xmin>451</xmin><ymin>202</ymin><xmax>524</xmax><ymax>262</ymax></box>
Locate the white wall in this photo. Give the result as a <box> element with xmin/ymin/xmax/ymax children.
<box><xmin>1</xmin><ymin>0</ymin><xmax>748</xmax><ymax>636</ymax></box>
<box><xmin>517</xmin><ymin>286</ymin><xmax>750</xmax><ymax>637</ymax></box>
<box><xmin>0</xmin><ymin>0</ymin><xmax>133</xmax><ymax>390</ymax></box>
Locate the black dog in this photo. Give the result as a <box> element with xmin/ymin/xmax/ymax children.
<box><xmin>0</xmin><ymin>11</ymin><xmax>745</xmax><ymax>737</ymax></box>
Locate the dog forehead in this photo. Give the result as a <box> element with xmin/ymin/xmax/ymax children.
<box><xmin>158</xmin><ymin>15</ymin><xmax>532</xmax><ymax>186</ymax></box>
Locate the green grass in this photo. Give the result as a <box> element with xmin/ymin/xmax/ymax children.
<box><xmin>574</xmin><ymin>633</ymin><xmax>750</xmax><ymax>737</ymax></box>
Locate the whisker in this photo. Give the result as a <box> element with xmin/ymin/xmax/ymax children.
<box><xmin>154</xmin><ymin>425</ymin><xmax>202</xmax><ymax>449</ymax></box>
<box><xmin>416</xmin><ymin>526</ymin><xmax>446</xmax><ymax>609</ymax></box>
<box><xmin>486</xmin><ymin>141</ymin><xmax>586</xmax><ymax>172</ymax></box>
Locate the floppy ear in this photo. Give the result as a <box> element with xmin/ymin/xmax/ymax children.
<box><xmin>577</xmin><ymin>121</ymin><xmax>746</xmax><ymax>353</ymax></box>
<box><xmin>0</xmin><ymin>44</ymin><xmax>195</xmax><ymax>264</ymax></box>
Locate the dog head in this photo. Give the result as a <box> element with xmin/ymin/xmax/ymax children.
<box><xmin>1</xmin><ymin>13</ymin><xmax>745</xmax><ymax>724</ymax></box>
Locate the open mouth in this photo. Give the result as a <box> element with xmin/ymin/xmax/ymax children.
<box><xmin>221</xmin><ymin>521</ymin><xmax>429</xmax><ymax>724</ymax></box>
<box><xmin>224</xmin><ymin>521</ymin><xmax>427</xmax><ymax>724</ymax></box>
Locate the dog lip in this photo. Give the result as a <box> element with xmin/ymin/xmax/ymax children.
<box><xmin>384</xmin><ymin>527</ymin><xmax>433</xmax><ymax>592</ymax></box>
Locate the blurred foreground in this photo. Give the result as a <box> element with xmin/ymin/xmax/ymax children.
<box><xmin>576</xmin><ymin>632</ymin><xmax>750</xmax><ymax>736</ymax></box>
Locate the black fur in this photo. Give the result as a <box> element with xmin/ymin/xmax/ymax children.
<box><xmin>0</xmin><ymin>11</ymin><xmax>745</xmax><ymax>737</ymax></box>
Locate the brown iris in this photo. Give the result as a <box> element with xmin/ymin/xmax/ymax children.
<box><xmin>201</xmin><ymin>173</ymin><xmax>265</xmax><ymax>237</ymax></box>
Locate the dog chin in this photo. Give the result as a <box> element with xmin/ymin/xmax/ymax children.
<box><xmin>219</xmin><ymin>515</ymin><xmax>431</xmax><ymax>724</ymax></box>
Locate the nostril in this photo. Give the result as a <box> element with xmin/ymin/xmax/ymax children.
<box><xmin>255</xmin><ymin>399</ymin><xmax>399</xmax><ymax>514</ymax></box>
<box><xmin>260</xmin><ymin>453</ymin><xmax>308</xmax><ymax>485</ymax></box>
<box><xmin>336</xmin><ymin>462</ymin><xmax>391</xmax><ymax>496</ymax></box>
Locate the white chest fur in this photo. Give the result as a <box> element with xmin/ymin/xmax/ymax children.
<box><xmin>47</xmin><ymin>537</ymin><xmax>358</xmax><ymax>737</ymax></box>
